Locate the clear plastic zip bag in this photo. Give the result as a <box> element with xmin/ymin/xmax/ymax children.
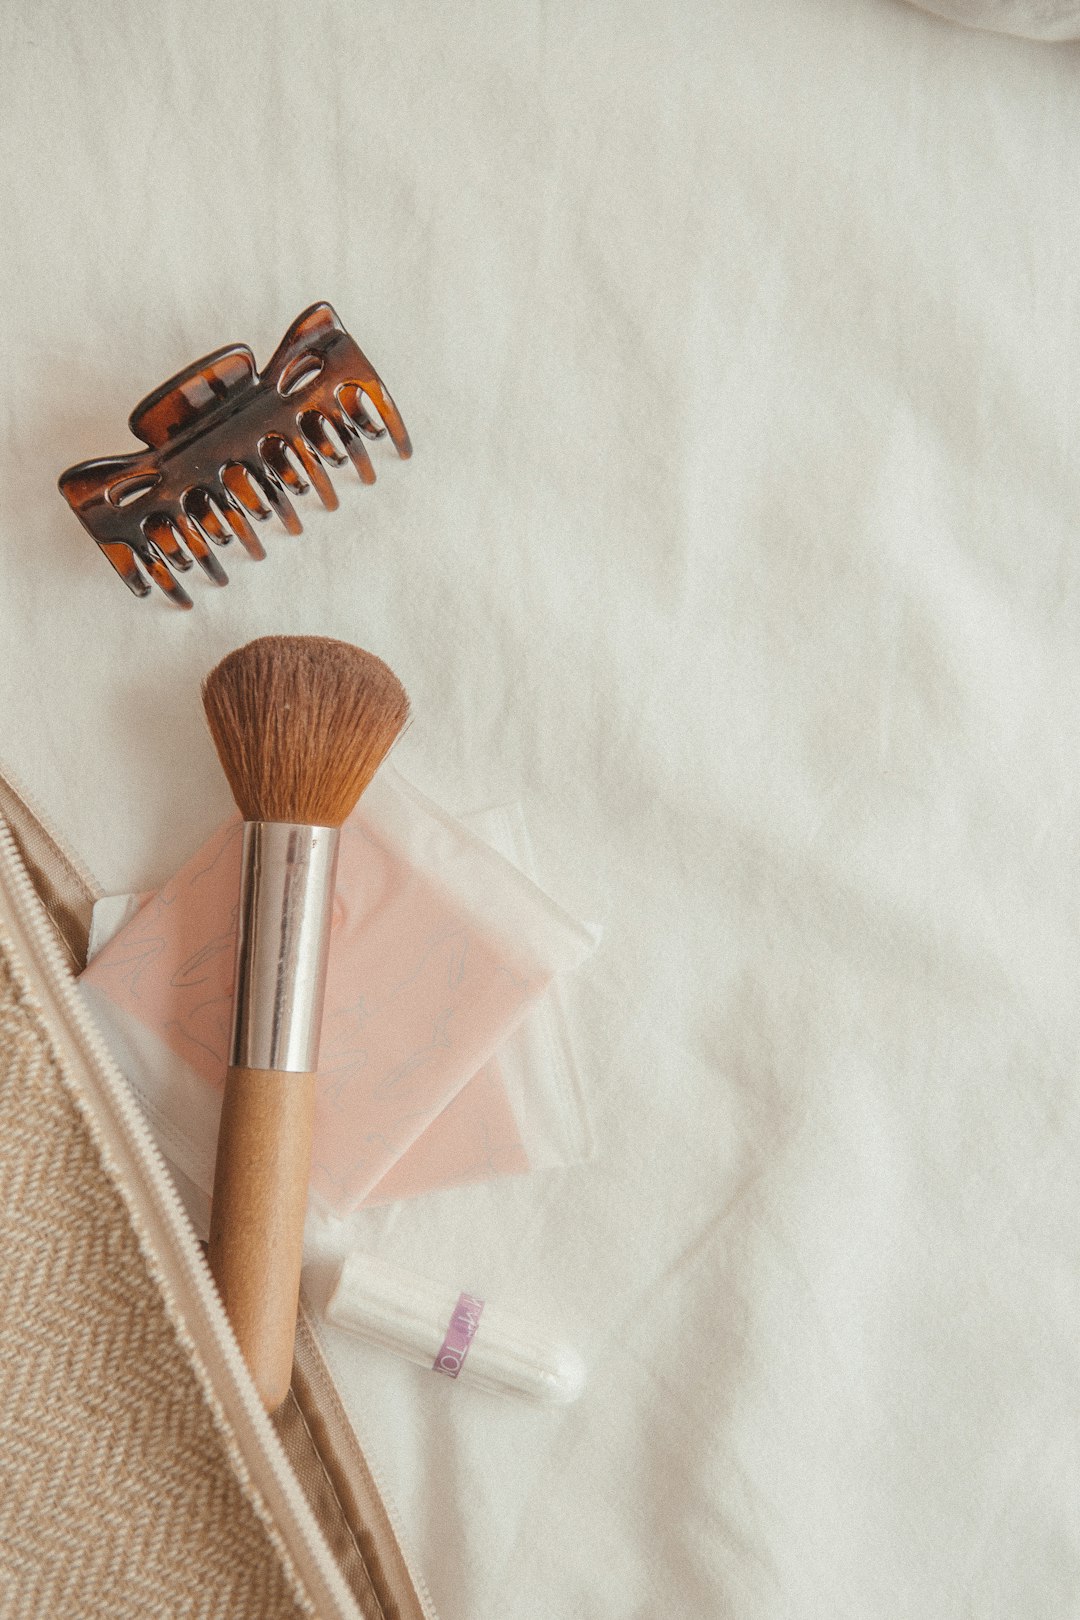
<box><xmin>79</xmin><ymin>768</ymin><xmax>599</xmax><ymax>1216</ymax></box>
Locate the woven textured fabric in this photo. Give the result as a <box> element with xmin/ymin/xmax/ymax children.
<box><xmin>0</xmin><ymin>929</ymin><xmax>313</xmax><ymax>1620</ymax></box>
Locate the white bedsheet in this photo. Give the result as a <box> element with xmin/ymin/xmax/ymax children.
<box><xmin>3</xmin><ymin>4</ymin><xmax>1080</xmax><ymax>1615</ymax></box>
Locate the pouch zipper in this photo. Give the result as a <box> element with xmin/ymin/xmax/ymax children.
<box><xmin>0</xmin><ymin>770</ymin><xmax>438</xmax><ymax>1620</ymax></box>
<box><xmin>0</xmin><ymin>811</ymin><xmax>368</xmax><ymax>1620</ymax></box>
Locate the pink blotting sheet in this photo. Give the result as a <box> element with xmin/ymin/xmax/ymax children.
<box><xmin>80</xmin><ymin>768</ymin><xmax>595</xmax><ymax>1211</ymax></box>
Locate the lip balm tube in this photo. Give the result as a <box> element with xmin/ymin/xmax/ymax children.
<box><xmin>325</xmin><ymin>1251</ymin><xmax>586</xmax><ymax>1405</ymax></box>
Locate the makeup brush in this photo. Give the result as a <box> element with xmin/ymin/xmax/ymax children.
<box><xmin>202</xmin><ymin>634</ymin><xmax>409</xmax><ymax>1411</ymax></box>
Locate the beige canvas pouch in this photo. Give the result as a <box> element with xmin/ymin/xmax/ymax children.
<box><xmin>0</xmin><ymin>769</ymin><xmax>435</xmax><ymax>1620</ymax></box>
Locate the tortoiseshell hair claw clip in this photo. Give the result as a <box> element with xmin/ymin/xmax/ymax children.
<box><xmin>58</xmin><ymin>302</ymin><xmax>411</xmax><ymax>608</ymax></box>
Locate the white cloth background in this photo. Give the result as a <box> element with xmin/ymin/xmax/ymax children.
<box><xmin>3</xmin><ymin>4</ymin><xmax>1080</xmax><ymax>1615</ymax></box>
<box><xmin>906</xmin><ymin>0</ymin><xmax>1080</xmax><ymax>38</ymax></box>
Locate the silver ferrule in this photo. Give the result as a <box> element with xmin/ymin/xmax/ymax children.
<box><xmin>229</xmin><ymin>821</ymin><xmax>340</xmax><ymax>1073</ymax></box>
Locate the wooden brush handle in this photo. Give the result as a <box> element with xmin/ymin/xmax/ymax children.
<box><xmin>207</xmin><ymin>1065</ymin><xmax>317</xmax><ymax>1412</ymax></box>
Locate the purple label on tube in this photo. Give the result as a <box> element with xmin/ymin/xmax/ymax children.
<box><xmin>433</xmin><ymin>1292</ymin><xmax>485</xmax><ymax>1378</ymax></box>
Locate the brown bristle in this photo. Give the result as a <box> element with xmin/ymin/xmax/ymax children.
<box><xmin>202</xmin><ymin>635</ymin><xmax>410</xmax><ymax>826</ymax></box>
